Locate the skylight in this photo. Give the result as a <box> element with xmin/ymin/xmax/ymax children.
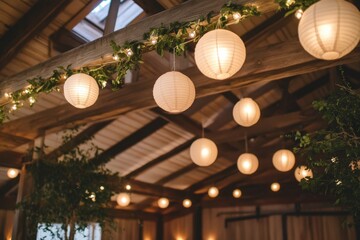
<box><xmin>72</xmin><ymin>0</ymin><xmax>143</xmax><ymax>42</ymax></box>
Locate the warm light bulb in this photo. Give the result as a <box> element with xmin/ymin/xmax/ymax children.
<box><xmin>116</xmin><ymin>193</ymin><xmax>131</xmax><ymax>207</ymax></box>
<box><xmin>208</xmin><ymin>186</ymin><xmax>219</xmax><ymax>198</ymax></box>
<box><xmin>189</xmin><ymin>31</ymin><xmax>196</xmax><ymax>38</ymax></box>
<box><xmin>232</xmin><ymin>189</ymin><xmax>242</xmax><ymax>198</ymax></box>
<box><xmin>201</xmin><ymin>147</ymin><xmax>210</xmax><ymax>158</ymax></box>
<box><xmin>126</xmin><ymin>49</ymin><xmax>133</xmax><ymax>56</ymax></box>
<box><xmin>158</xmin><ymin>197</ymin><xmax>169</xmax><ymax>209</ymax></box>
<box><xmin>233</xmin><ymin>12</ymin><xmax>241</xmax><ymax>20</ymax></box>
<box><xmin>183</xmin><ymin>199</ymin><xmax>192</xmax><ymax>208</ymax></box>
<box><xmin>113</xmin><ymin>54</ymin><xmax>119</xmax><ymax>61</ymax></box>
<box><xmin>125</xmin><ymin>184</ymin><xmax>131</xmax><ymax>190</ymax></box>
<box><xmin>295</xmin><ymin>9</ymin><xmax>303</xmax><ymax>19</ymax></box>
<box><xmin>7</xmin><ymin>168</ymin><xmax>19</xmax><ymax>178</ymax></box>
<box><xmin>99</xmin><ymin>186</ymin><xmax>104</xmax><ymax>191</ymax></box>
<box><xmin>271</xmin><ymin>182</ymin><xmax>280</xmax><ymax>192</ymax></box>
<box><xmin>29</xmin><ymin>97</ymin><xmax>35</xmax><ymax>104</ymax></box>
<box><xmin>12</xmin><ymin>105</ymin><xmax>17</xmax><ymax>110</ymax></box>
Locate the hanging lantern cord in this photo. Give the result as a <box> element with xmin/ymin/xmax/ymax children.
<box><xmin>172</xmin><ymin>49</ymin><xmax>176</xmax><ymax>71</ymax></box>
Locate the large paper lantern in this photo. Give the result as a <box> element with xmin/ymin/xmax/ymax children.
<box><xmin>190</xmin><ymin>138</ymin><xmax>218</xmax><ymax>166</ymax></box>
<box><xmin>294</xmin><ymin>165</ymin><xmax>313</xmax><ymax>182</ymax></box>
<box><xmin>272</xmin><ymin>149</ymin><xmax>296</xmax><ymax>172</ymax></box>
<box><xmin>233</xmin><ymin>98</ymin><xmax>261</xmax><ymax>127</ymax></box>
<box><xmin>64</xmin><ymin>73</ymin><xmax>99</xmax><ymax>109</ymax></box>
<box><xmin>116</xmin><ymin>193</ymin><xmax>131</xmax><ymax>207</ymax></box>
<box><xmin>7</xmin><ymin>168</ymin><xmax>19</xmax><ymax>178</ymax></box>
<box><xmin>208</xmin><ymin>186</ymin><xmax>219</xmax><ymax>198</ymax></box>
<box><xmin>195</xmin><ymin>29</ymin><xmax>246</xmax><ymax>80</ymax></box>
<box><xmin>153</xmin><ymin>71</ymin><xmax>195</xmax><ymax>113</ymax></box>
<box><xmin>298</xmin><ymin>0</ymin><xmax>360</xmax><ymax>60</ymax></box>
<box><xmin>158</xmin><ymin>197</ymin><xmax>169</xmax><ymax>209</ymax></box>
<box><xmin>237</xmin><ymin>153</ymin><xmax>259</xmax><ymax>175</ymax></box>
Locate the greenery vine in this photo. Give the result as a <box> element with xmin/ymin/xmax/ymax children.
<box><xmin>294</xmin><ymin>69</ymin><xmax>360</xmax><ymax>223</ymax></box>
<box><xmin>19</xmin><ymin>129</ymin><xmax>120</xmax><ymax>240</ymax></box>
<box><xmin>276</xmin><ymin>0</ymin><xmax>318</xmax><ymax>16</ymax></box>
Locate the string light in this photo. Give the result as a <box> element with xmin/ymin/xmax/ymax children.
<box><xmin>4</xmin><ymin>93</ymin><xmax>9</xmax><ymax>98</ymax></box>
<box><xmin>29</xmin><ymin>97</ymin><xmax>35</xmax><ymax>104</ymax></box>
<box><xmin>233</xmin><ymin>12</ymin><xmax>241</xmax><ymax>20</ymax></box>
<box><xmin>189</xmin><ymin>31</ymin><xmax>196</xmax><ymax>38</ymax></box>
<box><xmin>99</xmin><ymin>186</ymin><xmax>105</xmax><ymax>191</ymax></box>
<box><xmin>113</xmin><ymin>54</ymin><xmax>120</xmax><ymax>61</ymax></box>
<box><xmin>11</xmin><ymin>105</ymin><xmax>17</xmax><ymax>110</ymax></box>
<box><xmin>150</xmin><ymin>36</ymin><xmax>158</xmax><ymax>45</ymax></box>
<box><xmin>126</xmin><ymin>49</ymin><xmax>133</xmax><ymax>56</ymax></box>
<box><xmin>125</xmin><ymin>184</ymin><xmax>131</xmax><ymax>190</ymax></box>
<box><xmin>295</xmin><ymin>9</ymin><xmax>303</xmax><ymax>19</ymax></box>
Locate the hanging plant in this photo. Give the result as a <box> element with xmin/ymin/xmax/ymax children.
<box><xmin>294</xmin><ymin>69</ymin><xmax>360</xmax><ymax>223</ymax></box>
<box><xmin>18</xmin><ymin>129</ymin><xmax>120</xmax><ymax>240</ymax></box>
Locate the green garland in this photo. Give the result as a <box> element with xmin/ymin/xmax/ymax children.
<box><xmin>276</xmin><ymin>0</ymin><xmax>318</xmax><ymax>16</ymax></box>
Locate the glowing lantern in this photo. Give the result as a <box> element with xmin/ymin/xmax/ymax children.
<box><xmin>294</xmin><ymin>165</ymin><xmax>313</xmax><ymax>182</ymax></box>
<box><xmin>158</xmin><ymin>197</ymin><xmax>169</xmax><ymax>209</ymax></box>
<box><xmin>116</xmin><ymin>193</ymin><xmax>131</xmax><ymax>207</ymax></box>
<box><xmin>183</xmin><ymin>199</ymin><xmax>192</xmax><ymax>208</ymax></box>
<box><xmin>271</xmin><ymin>182</ymin><xmax>281</xmax><ymax>192</ymax></box>
<box><xmin>208</xmin><ymin>186</ymin><xmax>219</xmax><ymax>198</ymax></box>
<box><xmin>272</xmin><ymin>149</ymin><xmax>296</xmax><ymax>172</ymax></box>
<box><xmin>7</xmin><ymin>168</ymin><xmax>19</xmax><ymax>178</ymax></box>
<box><xmin>232</xmin><ymin>189</ymin><xmax>242</xmax><ymax>198</ymax></box>
<box><xmin>237</xmin><ymin>153</ymin><xmax>259</xmax><ymax>175</ymax></box>
<box><xmin>233</xmin><ymin>98</ymin><xmax>261</xmax><ymax>127</ymax></box>
<box><xmin>190</xmin><ymin>138</ymin><xmax>218</xmax><ymax>166</ymax></box>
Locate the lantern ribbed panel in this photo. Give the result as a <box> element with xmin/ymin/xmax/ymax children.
<box><xmin>237</xmin><ymin>153</ymin><xmax>259</xmax><ymax>175</ymax></box>
<box><xmin>63</xmin><ymin>73</ymin><xmax>99</xmax><ymax>109</ymax></box>
<box><xmin>153</xmin><ymin>71</ymin><xmax>195</xmax><ymax>113</ymax></box>
<box><xmin>233</xmin><ymin>98</ymin><xmax>261</xmax><ymax>127</ymax></box>
<box><xmin>190</xmin><ymin>138</ymin><xmax>218</xmax><ymax>166</ymax></box>
<box><xmin>195</xmin><ymin>29</ymin><xmax>246</xmax><ymax>80</ymax></box>
<box><xmin>294</xmin><ymin>166</ymin><xmax>313</xmax><ymax>182</ymax></box>
<box><xmin>298</xmin><ymin>0</ymin><xmax>360</xmax><ymax>60</ymax></box>
<box><xmin>272</xmin><ymin>149</ymin><xmax>296</xmax><ymax>172</ymax></box>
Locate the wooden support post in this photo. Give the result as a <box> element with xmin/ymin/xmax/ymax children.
<box><xmin>282</xmin><ymin>215</ymin><xmax>288</xmax><ymax>240</ymax></box>
<box><xmin>139</xmin><ymin>219</ymin><xmax>144</xmax><ymax>240</ymax></box>
<box><xmin>156</xmin><ymin>215</ymin><xmax>164</xmax><ymax>240</ymax></box>
<box><xmin>193</xmin><ymin>206</ymin><xmax>202</xmax><ymax>240</ymax></box>
<box><xmin>104</xmin><ymin>0</ymin><xmax>121</xmax><ymax>35</ymax></box>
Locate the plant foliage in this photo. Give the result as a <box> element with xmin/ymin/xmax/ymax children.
<box><xmin>294</xmin><ymin>75</ymin><xmax>360</xmax><ymax>222</ymax></box>
<box><xmin>19</xmin><ymin>129</ymin><xmax>119</xmax><ymax>240</ymax></box>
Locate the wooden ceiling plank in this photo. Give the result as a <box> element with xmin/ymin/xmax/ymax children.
<box><xmin>133</xmin><ymin>0</ymin><xmax>165</xmax><ymax>14</ymax></box>
<box><xmin>0</xmin><ymin>176</ymin><xmax>19</xmax><ymax>197</ymax></box>
<box><xmin>0</xmin><ymin>0</ymin><xmax>72</xmax><ymax>70</ymax></box>
<box><xmin>0</xmin><ymin>150</ymin><xmax>23</xmax><ymax>168</ymax></box>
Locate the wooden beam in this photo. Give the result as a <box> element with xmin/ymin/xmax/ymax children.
<box><xmin>134</xmin><ymin>0</ymin><xmax>165</xmax><ymax>14</ymax></box>
<box><xmin>92</xmin><ymin>117</ymin><xmax>168</xmax><ymax>166</ymax></box>
<box><xmin>0</xmin><ymin>0</ymin><xmax>71</xmax><ymax>70</ymax></box>
<box><xmin>0</xmin><ymin>132</ymin><xmax>30</xmax><ymax>150</ymax></box>
<box><xmin>0</xmin><ymin>0</ymin><xmax>278</xmax><ymax>95</ymax></box>
<box><xmin>0</xmin><ymin>177</ymin><xmax>19</xmax><ymax>196</ymax></box>
<box><xmin>51</xmin><ymin>28</ymin><xmax>87</xmax><ymax>52</ymax></box>
<box><xmin>0</xmin><ymin>150</ymin><xmax>23</xmax><ymax>168</ymax></box>
<box><xmin>2</xmin><ymin>40</ymin><xmax>358</xmax><ymax>140</ymax></box>
<box><xmin>104</xmin><ymin>0</ymin><xmax>121</xmax><ymax>35</ymax></box>
<box><xmin>125</xmin><ymin>137</ymin><xmax>195</xmax><ymax>178</ymax></box>
<box><xmin>105</xmin><ymin>208</ymin><xmax>160</xmax><ymax>221</ymax></box>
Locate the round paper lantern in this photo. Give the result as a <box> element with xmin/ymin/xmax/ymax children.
<box><xmin>7</xmin><ymin>168</ymin><xmax>19</xmax><ymax>178</ymax></box>
<box><xmin>272</xmin><ymin>149</ymin><xmax>296</xmax><ymax>172</ymax></box>
<box><xmin>232</xmin><ymin>189</ymin><xmax>242</xmax><ymax>198</ymax></box>
<box><xmin>233</xmin><ymin>98</ymin><xmax>261</xmax><ymax>127</ymax></box>
<box><xmin>271</xmin><ymin>182</ymin><xmax>281</xmax><ymax>192</ymax></box>
<box><xmin>294</xmin><ymin>165</ymin><xmax>313</xmax><ymax>182</ymax></box>
<box><xmin>116</xmin><ymin>193</ymin><xmax>131</xmax><ymax>207</ymax></box>
<box><xmin>237</xmin><ymin>153</ymin><xmax>259</xmax><ymax>175</ymax></box>
<box><xmin>298</xmin><ymin>0</ymin><xmax>360</xmax><ymax>60</ymax></box>
<box><xmin>208</xmin><ymin>186</ymin><xmax>219</xmax><ymax>198</ymax></box>
<box><xmin>64</xmin><ymin>73</ymin><xmax>99</xmax><ymax>109</ymax></box>
<box><xmin>195</xmin><ymin>29</ymin><xmax>246</xmax><ymax>80</ymax></box>
<box><xmin>190</xmin><ymin>138</ymin><xmax>218</xmax><ymax>166</ymax></box>
<box><xmin>158</xmin><ymin>197</ymin><xmax>169</xmax><ymax>209</ymax></box>
<box><xmin>153</xmin><ymin>71</ymin><xmax>195</xmax><ymax>113</ymax></box>
<box><xmin>183</xmin><ymin>199</ymin><xmax>192</xmax><ymax>208</ymax></box>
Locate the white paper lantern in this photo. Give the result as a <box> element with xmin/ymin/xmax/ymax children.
<box><xmin>232</xmin><ymin>189</ymin><xmax>242</xmax><ymax>198</ymax></box>
<box><xmin>7</xmin><ymin>168</ymin><xmax>19</xmax><ymax>178</ymax></box>
<box><xmin>272</xmin><ymin>149</ymin><xmax>296</xmax><ymax>172</ymax></box>
<box><xmin>237</xmin><ymin>153</ymin><xmax>259</xmax><ymax>175</ymax></box>
<box><xmin>233</xmin><ymin>98</ymin><xmax>261</xmax><ymax>127</ymax></box>
<box><xmin>153</xmin><ymin>71</ymin><xmax>195</xmax><ymax>113</ymax></box>
<box><xmin>158</xmin><ymin>197</ymin><xmax>169</xmax><ymax>209</ymax></box>
<box><xmin>294</xmin><ymin>165</ymin><xmax>313</xmax><ymax>182</ymax></box>
<box><xmin>116</xmin><ymin>193</ymin><xmax>131</xmax><ymax>207</ymax></box>
<box><xmin>183</xmin><ymin>199</ymin><xmax>192</xmax><ymax>208</ymax></box>
<box><xmin>195</xmin><ymin>29</ymin><xmax>246</xmax><ymax>80</ymax></box>
<box><xmin>298</xmin><ymin>0</ymin><xmax>360</xmax><ymax>60</ymax></box>
<box><xmin>271</xmin><ymin>182</ymin><xmax>281</xmax><ymax>192</ymax></box>
<box><xmin>190</xmin><ymin>138</ymin><xmax>218</xmax><ymax>166</ymax></box>
<box><xmin>208</xmin><ymin>186</ymin><xmax>219</xmax><ymax>198</ymax></box>
<box><xmin>63</xmin><ymin>73</ymin><xmax>99</xmax><ymax>109</ymax></box>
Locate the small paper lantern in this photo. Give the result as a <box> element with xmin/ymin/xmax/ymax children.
<box><xmin>190</xmin><ymin>138</ymin><xmax>218</xmax><ymax>166</ymax></box>
<box><xmin>208</xmin><ymin>186</ymin><xmax>219</xmax><ymax>198</ymax></box>
<box><xmin>195</xmin><ymin>29</ymin><xmax>246</xmax><ymax>80</ymax></box>
<box><xmin>183</xmin><ymin>199</ymin><xmax>192</xmax><ymax>208</ymax></box>
<box><xmin>232</xmin><ymin>189</ymin><xmax>242</xmax><ymax>198</ymax></box>
<box><xmin>237</xmin><ymin>153</ymin><xmax>259</xmax><ymax>175</ymax></box>
<box><xmin>158</xmin><ymin>197</ymin><xmax>169</xmax><ymax>209</ymax></box>
<box><xmin>233</xmin><ymin>98</ymin><xmax>261</xmax><ymax>127</ymax></box>
<box><xmin>298</xmin><ymin>0</ymin><xmax>360</xmax><ymax>60</ymax></box>
<box><xmin>153</xmin><ymin>71</ymin><xmax>195</xmax><ymax>113</ymax></box>
<box><xmin>116</xmin><ymin>193</ymin><xmax>131</xmax><ymax>207</ymax></box>
<box><xmin>271</xmin><ymin>182</ymin><xmax>281</xmax><ymax>192</ymax></box>
<box><xmin>272</xmin><ymin>149</ymin><xmax>296</xmax><ymax>172</ymax></box>
<box><xmin>64</xmin><ymin>73</ymin><xmax>99</xmax><ymax>109</ymax></box>
<box><xmin>7</xmin><ymin>168</ymin><xmax>19</xmax><ymax>178</ymax></box>
<box><xmin>294</xmin><ymin>165</ymin><xmax>313</xmax><ymax>182</ymax></box>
